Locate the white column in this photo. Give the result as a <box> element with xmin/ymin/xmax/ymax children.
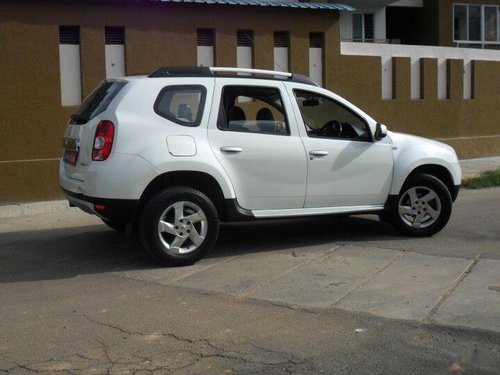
<box><xmin>59</xmin><ymin>44</ymin><xmax>81</xmax><ymax>106</ymax></box>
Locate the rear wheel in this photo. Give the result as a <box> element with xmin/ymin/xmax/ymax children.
<box><xmin>139</xmin><ymin>186</ymin><xmax>219</xmax><ymax>266</ymax></box>
<box><xmin>389</xmin><ymin>173</ymin><xmax>452</xmax><ymax>236</ymax></box>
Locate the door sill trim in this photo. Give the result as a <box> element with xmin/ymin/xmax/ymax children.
<box><xmin>252</xmin><ymin>204</ymin><xmax>384</xmax><ymax>218</ymax></box>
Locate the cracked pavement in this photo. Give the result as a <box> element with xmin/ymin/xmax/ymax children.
<box><xmin>0</xmin><ymin>188</ymin><xmax>499</xmax><ymax>374</ymax></box>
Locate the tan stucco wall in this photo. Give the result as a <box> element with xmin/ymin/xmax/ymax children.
<box><xmin>330</xmin><ymin>55</ymin><xmax>500</xmax><ymax>157</ymax></box>
<box><xmin>0</xmin><ymin>1</ymin><xmax>499</xmax><ymax>203</ymax></box>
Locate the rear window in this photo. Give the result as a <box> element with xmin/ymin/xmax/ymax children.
<box><xmin>70</xmin><ymin>80</ymin><xmax>127</xmax><ymax>124</ymax></box>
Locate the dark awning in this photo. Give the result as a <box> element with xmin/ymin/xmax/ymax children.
<box><xmin>150</xmin><ymin>0</ymin><xmax>355</xmax><ymax>11</ymax></box>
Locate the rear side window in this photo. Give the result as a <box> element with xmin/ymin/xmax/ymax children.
<box><xmin>70</xmin><ymin>80</ymin><xmax>127</xmax><ymax>124</ymax></box>
<box><xmin>217</xmin><ymin>86</ymin><xmax>290</xmax><ymax>136</ymax></box>
<box><xmin>154</xmin><ymin>85</ymin><xmax>206</xmax><ymax>127</ymax></box>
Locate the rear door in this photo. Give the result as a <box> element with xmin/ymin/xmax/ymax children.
<box><xmin>62</xmin><ymin>80</ymin><xmax>127</xmax><ymax>181</ymax></box>
<box><xmin>208</xmin><ymin>79</ymin><xmax>308</xmax><ymax>210</ymax></box>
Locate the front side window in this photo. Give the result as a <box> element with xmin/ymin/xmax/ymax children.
<box><xmin>294</xmin><ymin>89</ymin><xmax>371</xmax><ymax>141</ymax></box>
<box><xmin>217</xmin><ymin>86</ymin><xmax>289</xmax><ymax>136</ymax></box>
<box><xmin>154</xmin><ymin>85</ymin><xmax>206</xmax><ymax>127</ymax></box>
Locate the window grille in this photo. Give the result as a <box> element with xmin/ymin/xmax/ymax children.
<box><xmin>274</xmin><ymin>31</ymin><xmax>289</xmax><ymax>48</ymax></box>
<box><xmin>237</xmin><ymin>30</ymin><xmax>253</xmax><ymax>47</ymax></box>
<box><xmin>309</xmin><ymin>33</ymin><xmax>323</xmax><ymax>48</ymax></box>
<box><xmin>105</xmin><ymin>27</ymin><xmax>125</xmax><ymax>45</ymax></box>
<box><xmin>59</xmin><ymin>26</ymin><xmax>80</xmax><ymax>45</ymax></box>
<box><xmin>197</xmin><ymin>29</ymin><xmax>214</xmax><ymax>46</ymax></box>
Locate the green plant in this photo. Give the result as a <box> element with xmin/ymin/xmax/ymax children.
<box><xmin>462</xmin><ymin>168</ymin><xmax>500</xmax><ymax>189</ymax></box>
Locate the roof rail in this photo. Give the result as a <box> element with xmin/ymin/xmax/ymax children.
<box><xmin>149</xmin><ymin>66</ymin><xmax>213</xmax><ymax>78</ymax></box>
<box><xmin>210</xmin><ymin>67</ymin><xmax>292</xmax><ymax>78</ymax></box>
<box><xmin>148</xmin><ymin>66</ymin><xmax>318</xmax><ymax>86</ymax></box>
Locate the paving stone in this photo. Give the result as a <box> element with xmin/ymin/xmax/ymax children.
<box><xmin>172</xmin><ymin>246</ymin><xmax>334</xmax><ymax>294</ymax></box>
<box><xmin>336</xmin><ymin>253</ymin><xmax>472</xmax><ymax>321</ymax></box>
<box><xmin>431</xmin><ymin>259</ymin><xmax>500</xmax><ymax>332</ymax></box>
<box><xmin>252</xmin><ymin>247</ymin><xmax>401</xmax><ymax>307</ymax></box>
<box><xmin>113</xmin><ymin>256</ymin><xmax>240</xmax><ymax>286</ymax></box>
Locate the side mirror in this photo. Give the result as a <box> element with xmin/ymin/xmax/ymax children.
<box><xmin>374</xmin><ymin>123</ymin><xmax>387</xmax><ymax>140</ymax></box>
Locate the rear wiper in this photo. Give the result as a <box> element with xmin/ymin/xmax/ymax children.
<box><xmin>70</xmin><ymin>114</ymin><xmax>88</xmax><ymax>124</ymax></box>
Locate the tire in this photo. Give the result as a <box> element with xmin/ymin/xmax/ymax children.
<box><xmin>139</xmin><ymin>186</ymin><xmax>220</xmax><ymax>266</ymax></box>
<box><xmin>389</xmin><ymin>173</ymin><xmax>452</xmax><ymax>236</ymax></box>
<box><xmin>102</xmin><ymin>219</ymin><xmax>126</xmax><ymax>234</ymax></box>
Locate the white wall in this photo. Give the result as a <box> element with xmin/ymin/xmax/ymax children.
<box><xmin>237</xmin><ymin>46</ymin><xmax>252</xmax><ymax>69</ymax></box>
<box><xmin>197</xmin><ymin>46</ymin><xmax>214</xmax><ymax>67</ymax></box>
<box><xmin>341</xmin><ymin>42</ymin><xmax>500</xmax><ymax>99</ymax></box>
<box><xmin>105</xmin><ymin>45</ymin><xmax>125</xmax><ymax>78</ymax></box>
<box><xmin>274</xmin><ymin>47</ymin><xmax>289</xmax><ymax>72</ymax></box>
<box><xmin>309</xmin><ymin>47</ymin><xmax>323</xmax><ymax>87</ymax></box>
<box><xmin>59</xmin><ymin>44</ymin><xmax>82</xmax><ymax>106</ymax></box>
<box><xmin>374</xmin><ymin>7</ymin><xmax>386</xmax><ymax>40</ymax></box>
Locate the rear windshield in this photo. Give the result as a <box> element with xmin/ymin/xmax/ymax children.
<box><xmin>70</xmin><ymin>81</ymin><xmax>127</xmax><ymax>124</ymax></box>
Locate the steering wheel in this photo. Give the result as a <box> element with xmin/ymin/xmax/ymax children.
<box><xmin>320</xmin><ymin>120</ymin><xmax>342</xmax><ymax>137</ymax></box>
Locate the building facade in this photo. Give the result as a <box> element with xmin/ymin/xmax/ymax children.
<box><xmin>0</xmin><ymin>0</ymin><xmax>499</xmax><ymax>203</ymax></box>
<box><xmin>339</xmin><ymin>0</ymin><xmax>500</xmax><ymax>49</ymax></box>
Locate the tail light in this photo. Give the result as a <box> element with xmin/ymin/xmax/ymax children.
<box><xmin>92</xmin><ymin>120</ymin><xmax>114</xmax><ymax>161</ymax></box>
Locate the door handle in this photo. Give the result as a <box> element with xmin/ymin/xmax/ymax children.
<box><xmin>220</xmin><ymin>146</ymin><xmax>243</xmax><ymax>154</ymax></box>
<box><xmin>308</xmin><ymin>150</ymin><xmax>328</xmax><ymax>159</ymax></box>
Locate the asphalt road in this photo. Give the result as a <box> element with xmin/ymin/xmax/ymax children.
<box><xmin>0</xmin><ymin>187</ymin><xmax>499</xmax><ymax>374</ymax></box>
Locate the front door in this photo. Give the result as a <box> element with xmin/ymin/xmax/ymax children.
<box><xmin>287</xmin><ymin>86</ymin><xmax>394</xmax><ymax>208</ymax></box>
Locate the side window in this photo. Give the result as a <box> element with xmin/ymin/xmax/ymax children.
<box><xmin>154</xmin><ymin>85</ymin><xmax>206</xmax><ymax>127</ymax></box>
<box><xmin>294</xmin><ymin>89</ymin><xmax>371</xmax><ymax>141</ymax></box>
<box><xmin>217</xmin><ymin>86</ymin><xmax>289</xmax><ymax>136</ymax></box>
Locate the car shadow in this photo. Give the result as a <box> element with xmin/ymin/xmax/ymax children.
<box><xmin>0</xmin><ymin>215</ymin><xmax>408</xmax><ymax>284</ymax></box>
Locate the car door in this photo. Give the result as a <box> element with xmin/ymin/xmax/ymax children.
<box><xmin>208</xmin><ymin>79</ymin><xmax>307</xmax><ymax>210</ymax></box>
<box><xmin>286</xmin><ymin>84</ymin><xmax>394</xmax><ymax>208</ymax></box>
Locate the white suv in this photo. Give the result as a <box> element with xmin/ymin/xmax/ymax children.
<box><xmin>60</xmin><ymin>67</ymin><xmax>461</xmax><ymax>266</ymax></box>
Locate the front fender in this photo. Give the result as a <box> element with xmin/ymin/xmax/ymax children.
<box><xmin>389</xmin><ymin>133</ymin><xmax>461</xmax><ymax>195</ymax></box>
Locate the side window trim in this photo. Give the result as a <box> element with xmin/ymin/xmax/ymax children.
<box><xmin>293</xmin><ymin>89</ymin><xmax>373</xmax><ymax>142</ymax></box>
<box><xmin>153</xmin><ymin>84</ymin><xmax>207</xmax><ymax>127</ymax></box>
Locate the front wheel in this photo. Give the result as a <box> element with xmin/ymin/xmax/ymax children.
<box><xmin>139</xmin><ymin>187</ymin><xmax>219</xmax><ymax>266</ymax></box>
<box><xmin>389</xmin><ymin>173</ymin><xmax>452</xmax><ymax>236</ymax></box>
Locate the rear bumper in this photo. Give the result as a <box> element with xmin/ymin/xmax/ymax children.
<box><xmin>62</xmin><ymin>188</ymin><xmax>138</xmax><ymax>222</ymax></box>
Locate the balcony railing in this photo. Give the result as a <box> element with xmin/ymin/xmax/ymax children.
<box><xmin>342</xmin><ymin>38</ymin><xmax>401</xmax><ymax>44</ymax></box>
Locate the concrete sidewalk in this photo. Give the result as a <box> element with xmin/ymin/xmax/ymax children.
<box><xmin>113</xmin><ymin>245</ymin><xmax>500</xmax><ymax>333</ymax></box>
<box><xmin>460</xmin><ymin>156</ymin><xmax>500</xmax><ymax>178</ymax></box>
